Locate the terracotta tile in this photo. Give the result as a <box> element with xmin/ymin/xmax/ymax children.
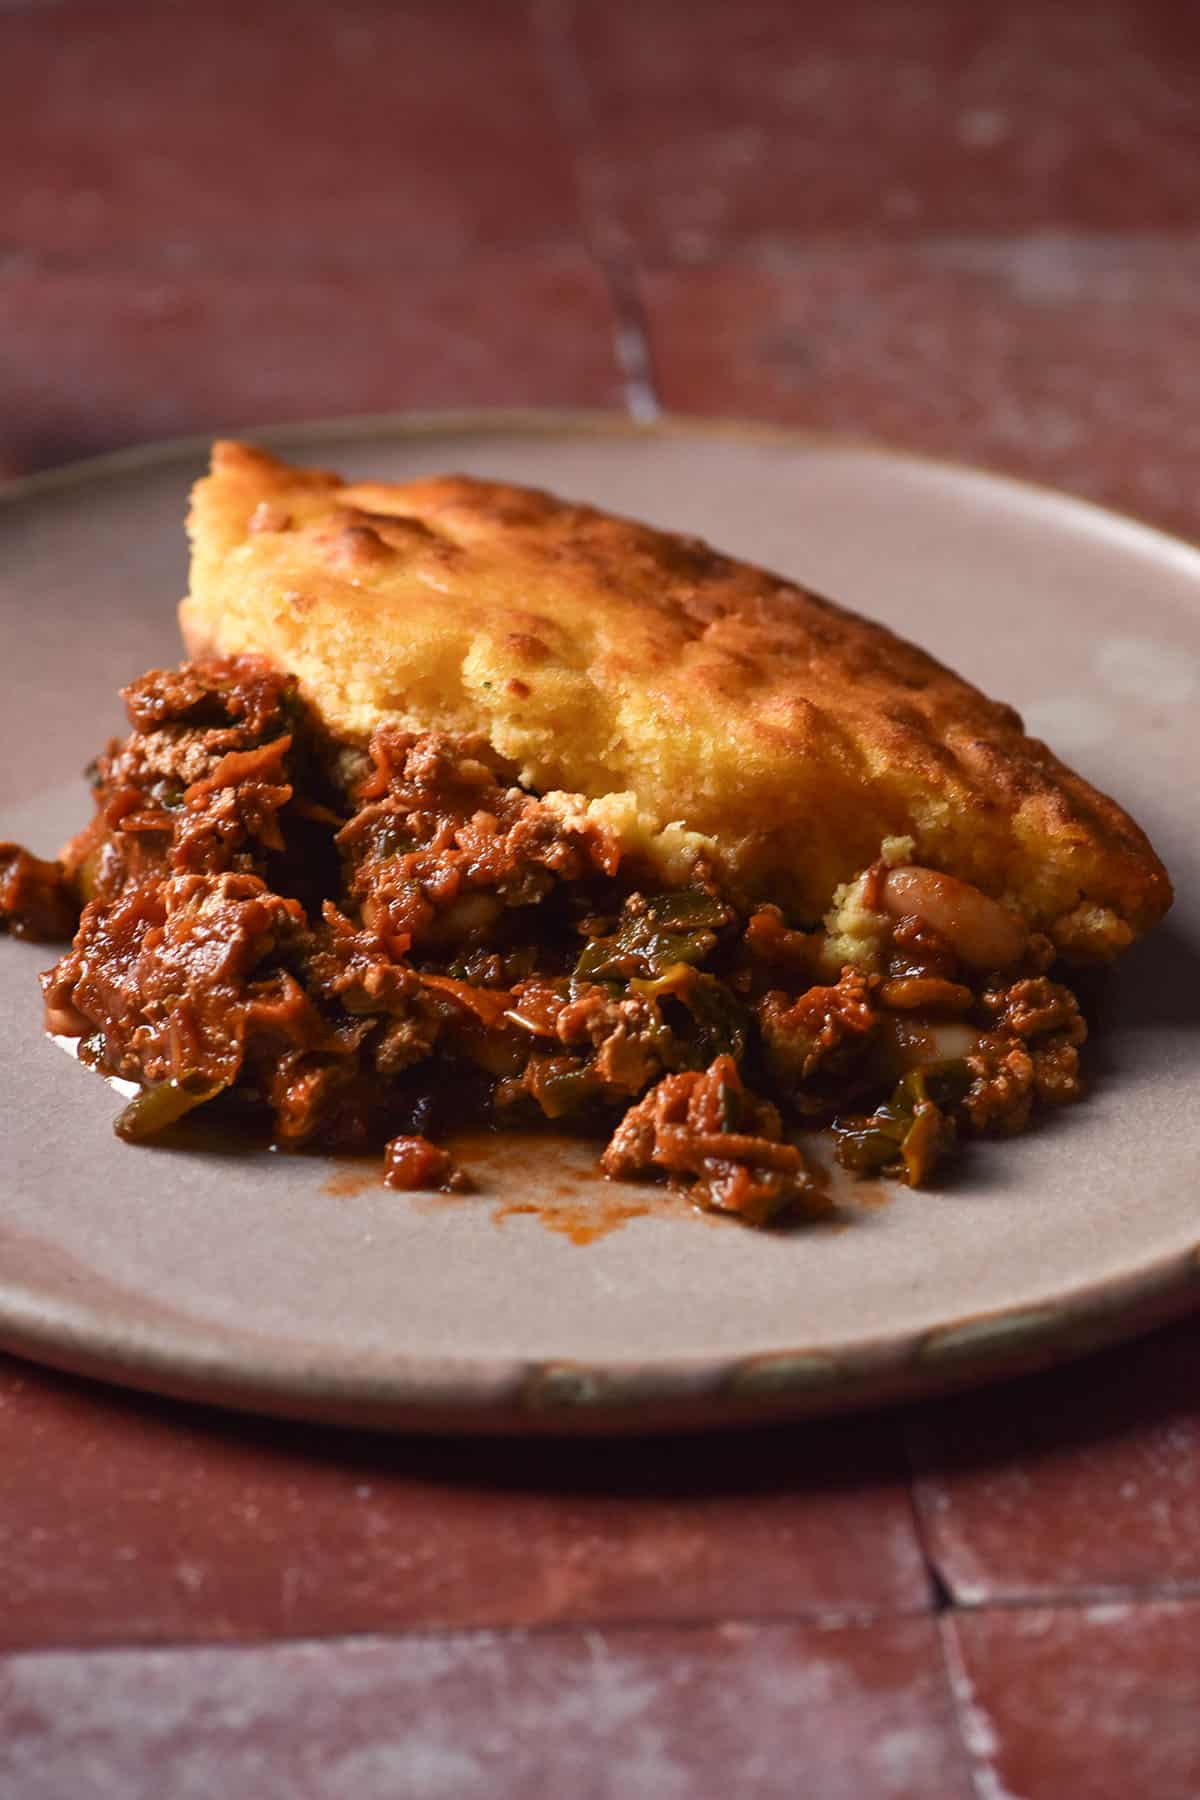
<box><xmin>946</xmin><ymin>1600</ymin><xmax>1200</xmax><ymax>1800</ymax></box>
<box><xmin>1</xmin><ymin>1</ymin><xmax>581</xmax><ymax>262</ymax></box>
<box><xmin>570</xmin><ymin>0</ymin><xmax>1200</xmax><ymax>255</ymax></box>
<box><xmin>0</xmin><ymin>261</ymin><xmax>622</xmax><ymax>474</ymax></box>
<box><xmin>908</xmin><ymin>1316</ymin><xmax>1200</xmax><ymax>1605</ymax></box>
<box><xmin>0</xmin><ymin>1357</ymin><xmax>930</xmax><ymax>1650</ymax></box>
<box><xmin>641</xmin><ymin>246</ymin><xmax>1200</xmax><ymax>543</ymax></box>
<box><xmin>0</xmin><ymin>1616</ymin><xmax>969</xmax><ymax>1800</ymax></box>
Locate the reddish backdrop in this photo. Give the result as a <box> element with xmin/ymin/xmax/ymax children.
<box><xmin>3</xmin><ymin>4</ymin><xmax>1199</xmax><ymax>1795</ymax></box>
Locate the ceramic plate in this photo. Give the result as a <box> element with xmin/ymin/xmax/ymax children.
<box><xmin>2</xmin><ymin>413</ymin><xmax>1198</xmax><ymax>1434</ymax></box>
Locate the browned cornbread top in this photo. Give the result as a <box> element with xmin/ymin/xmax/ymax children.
<box><xmin>180</xmin><ymin>442</ymin><xmax>1171</xmax><ymax>957</ymax></box>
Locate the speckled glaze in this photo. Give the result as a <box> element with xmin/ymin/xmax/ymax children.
<box><xmin>1</xmin><ymin>413</ymin><xmax>1198</xmax><ymax>1434</ymax></box>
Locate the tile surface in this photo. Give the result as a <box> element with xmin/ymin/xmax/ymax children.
<box><xmin>0</xmin><ymin>1618</ymin><xmax>970</xmax><ymax>1800</ymax></box>
<box><xmin>0</xmin><ymin>1359</ymin><xmax>929</xmax><ymax>1651</ymax></box>
<box><xmin>909</xmin><ymin>1316</ymin><xmax>1200</xmax><ymax>1605</ymax></box>
<box><xmin>1</xmin><ymin>0</ymin><xmax>580</xmax><ymax>263</ymax></box>
<box><xmin>947</xmin><ymin>1600</ymin><xmax>1200</xmax><ymax>1800</ymax></box>
<box><xmin>641</xmin><ymin>244</ymin><xmax>1200</xmax><ymax>541</ymax></box>
<box><xmin>570</xmin><ymin>0</ymin><xmax>1200</xmax><ymax>256</ymax></box>
<box><xmin>4</xmin><ymin>1</ymin><xmax>1200</xmax><ymax>1789</ymax></box>
<box><xmin>0</xmin><ymin>261</ymin><xmax>622</xmax><ymax>473</ymax></box>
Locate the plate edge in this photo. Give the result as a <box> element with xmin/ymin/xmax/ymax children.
<box><xmin>3</xmin><ymin>407</ymin><xmax>1198</xmax><ymax>573</ymax></box>
<box><xmin>0</xmin><ymin>1242</ymin><xmax>1196</xmax><ymax>1436</ymax></box>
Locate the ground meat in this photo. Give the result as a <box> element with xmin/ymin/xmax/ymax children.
<box><xmin>60</xmin><ymin>657</ymin><xmax>301</xmax><ymax>910</ymax></box>
<box><xmin>600</xmin><ymin>1055</ymin><xmax>818</xmax><ymax>1226</ymax></box>
<box><xmin>963</xmin><ymin>976</ymin><xmax>1087</xmax><ymax>1126</ymax></box>
<box><xmin>0</xmin><ymin>845</ymin><xmax>79</xmax><ymax>942</ymax></box>
<box><xmin>383</xmin><ymin>1135</ymin><xmax>472</xmax><ymax>1193</ymax></box>
<box><xmin>173</xmin><ymin>735</ymin><xmax>294</xmax><ymax>869</ymax></box>
<box><xmin>372</xmin><ymin>1013</ymin><xmax>444</xmax><ymax>1078</ymax></box>
<box><xmin>757</xmin><ymin>967</ymin><xmax>879</xmax><ymax>1087</ymax></box>
<box><xmin>982</xmin><ymin>976</ymin><xmax>1087</xmax><ymax>1046</ymax></box>
<box><xmin>1030</xmin><ymin>1038</ymin><xmax>1085</xmax><ymax>1106</ymax></box>
<box><xmin>337</xmin><ymin>726</ymin><xmax>614</xmax><ymax>951</ymax></box>
<box><xmin>533</xmin><ymin>981</ymin><xmax>670</xmax><ymax>1093</ymax></box>
<box><xmin>122</xmin><ymin>658</ymin><xmax>292</xmax><ymax>738</ymax></box>
<box><xmin>305</xmin><ymin>914</ymin><xmax>446</xmax><ymax>1079</ymax></box>
<box><xmin>12</xmin><ymin>654</ymin><xmax>1097</xmax><ymax>1216</ymax></box>
<box><xmin>43</xmin><ymin>871</ymin><xmax>319</xmax><ymax>1091</ymax></box>
<box><xmin>741</xmin><ymin>905</ymin><xmax>820</xmax><ymax>983</ymax></box>
<box><xmin>265</xmin><ymin>1053</ymin><xmax>372</xmax><ymax>1148</ymax></box>
<box><xmin>960</xmin><ymin>1034</ymin><xmax>1036</xmax><ymax>1136</ymax></box>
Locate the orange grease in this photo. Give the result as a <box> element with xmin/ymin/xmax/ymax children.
<box><xmin>318</xmin><ymin>1128</ymin><xmax>877</xmax><ymax>1241</ymax></box>
<box><xmin>322</xmin><ymin>1163</ymin><xmax>378</xmax><ymax>1198</ymax></box>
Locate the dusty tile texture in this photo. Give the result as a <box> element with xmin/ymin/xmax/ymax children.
<box><xmin>0</xmin><ymin>1617</ymin><xmax>970</xmax><ymax>1800</ymax></box>
<box><xmin>0</xmin><ymin>261</ymin><xmax>622</xmax><ymax>474</ymax></box>
<box><xmin>909</xmin><ymin>1316</ymin><xmax>1200</xmax><ymax>1605</ymax></box>
<box><xmin>567</xmin><ymin>0</ymin><xmax>1200</xmax><ymax>257</ymax></box>
<box><xmin>0</xmin><ymin>1359</ymin><xmax>929</xmax><ymax>1650</ymax></box>
<box><xmin>640</xmin><ymin>244</ymin><xmax>1200</xmax><ymax>542</ymax></box>
<box><xmin>946</xmin><ymin>1600</ymin><xmax>1200</xmax><ymax>1800</ymax></box>
<box><xmin>1</xmin><ymin>0</ymin><xmax>580</xmax><ymax>263</ymax></box>
<box><xmin>3</xmin><ymin>14</ymin><xmax>1200</xmax><ymax>1790</ymax></box>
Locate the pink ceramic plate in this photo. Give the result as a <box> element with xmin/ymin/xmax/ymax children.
<box><xmin>2</xmin><ymin>414</ymin><xmax>1198</xmax><ymax>1433</ymax></box>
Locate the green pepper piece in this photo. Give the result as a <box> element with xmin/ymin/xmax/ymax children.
<box><xmin>833</xmin><ymin>1059</ymin><xmax>967</xmax><ymax>1185</ymax></box>
<box><xmin>523</xmin><ymin>1061</ymin><xmax>597</xmax><ymax>1120</ymax></box>
<box><xmin>573</xmin><ymin>890</ymin><xmax>729</xmax><ymax>986</ymax></box>
<box><xmin>641</xmin><ymin>890</ymin><xmax>729</xmax><ymax>931</ymax></box>
<box><xmin>630</xmin><ymin>963</ymin><xmax>750</xmax><ymax>1064</ymax></box>
<box><xmin>114</xmin><ymin>1076</ymin><xmax>228</xmax><ymax>1143</ymax></box>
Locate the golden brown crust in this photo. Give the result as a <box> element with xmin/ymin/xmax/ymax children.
<box><xmin>180</xmin><ymin>442</ymin><xmax>1172</xmax><ymax>956</ymax></box>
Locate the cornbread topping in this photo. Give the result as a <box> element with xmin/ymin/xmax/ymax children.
<box><xmin>0</xmin><ymin>445</ymin><xmax>1171</xmax><ymax>1224</ymax></box>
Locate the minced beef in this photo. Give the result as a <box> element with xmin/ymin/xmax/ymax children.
<box><xmin>7</xmin><ymin>655</ymin><xmax>1094</xmax><ymax>1218</ymax></box>
<box><xmin>0</xmin><ymin>846</ymin><xmax>79</xmax><ymax>943</ymax></box>
<box><xmin>600</xmin><ymin>1055</ymin><xmax>817</xmax><ymax>1226</ymax></box>
<box><xmin>757</xmin><ymin>968</ymin><xmax>880</xmax><ymax>1086</ymax></box>
<box><xmin>384</xmin><ymin>1135</ymin><xmax>471</xmax><ymax>1193</ymax></box>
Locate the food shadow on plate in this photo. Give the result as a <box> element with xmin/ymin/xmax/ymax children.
<box><xmin>139</xmin><ymin>1110</ymin><xmax>899</xmax><ymax>1243</ymax></box>
<box><xmin>1076</xmin><ymin>921</ymin><xmax>1200</xmax><ymax>1080</ymax></box>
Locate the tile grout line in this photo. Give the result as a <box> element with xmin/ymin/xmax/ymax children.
<box><xmin>0</xmin><ymin>1602</ymin><xmax>929</xmax><ymax>1663</ymax></box>
<box><xmin>901</xmin><ymin>1413</ymin><xmax>958</xmax><ymax>1615</ymax></box>
<box><xmin>899</xmin><ymin>1424</ymin><xmax>1200</xmax><ymax>1619</ymax></box>
<box><xmin>936</xmin><ymin>1612</ymin><xmax>999</xmax><ymax>1800</ymax></box>
<box><xmin>945</xmin><ymin>1579</ymin><xmax>1200</xmax><ymax>1614</ymax></box>
<box><xmin>600</xmin><ymin>261</ymin><xmax>661</xmax><ymax>423</ymax></box>
<box><xmin>900</xmin><ymin>1427</ymin><xmax>988</xmax><ymax>1793</ymax></box>
<box><xmin>4</xmin><ymin>1586</ymin><xmax>1199</xmax><ymax>1664</ymax></box>
<box><xmin>900</xmin><ymin>1423</ymin><xmax>1007</xmax><ymax>1800</ymax></box>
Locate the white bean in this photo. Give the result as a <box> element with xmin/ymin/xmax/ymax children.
<box><xmin>875</xmin><ymin>1016</ymin><xmax>982</xmax><ymax>1082</ymax></box>
<box><xmin>881</xmin><ymin>866</ymin><xmax>1025</xmax><ymax>970</ymax></box>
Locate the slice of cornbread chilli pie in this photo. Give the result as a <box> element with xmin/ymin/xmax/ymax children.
<box><xmin>1</xmin><ymin>442</ymin><xmax>1171</xmax><ymax>1225</ymax></box>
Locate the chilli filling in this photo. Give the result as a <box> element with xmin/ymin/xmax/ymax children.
<box><xmin>0</xmin><ymin>657</ymin><xmax>1089</xmax><ymax>1226</ymax></box>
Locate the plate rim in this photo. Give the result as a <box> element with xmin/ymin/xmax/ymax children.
<box><xmin>2</xmin><ymin>407</ymin><xmax>1198</xmax><ymax>1435</ymax></box>
<box><xmin>1</xmin><ymin>1231</ymin><xmax>1198</xmax><ymax>1436</ymax></box>
<box><xmin>4</xmin><ymin>404</ymin><xmax>1198</xmax><ymax>570</ymax></box>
